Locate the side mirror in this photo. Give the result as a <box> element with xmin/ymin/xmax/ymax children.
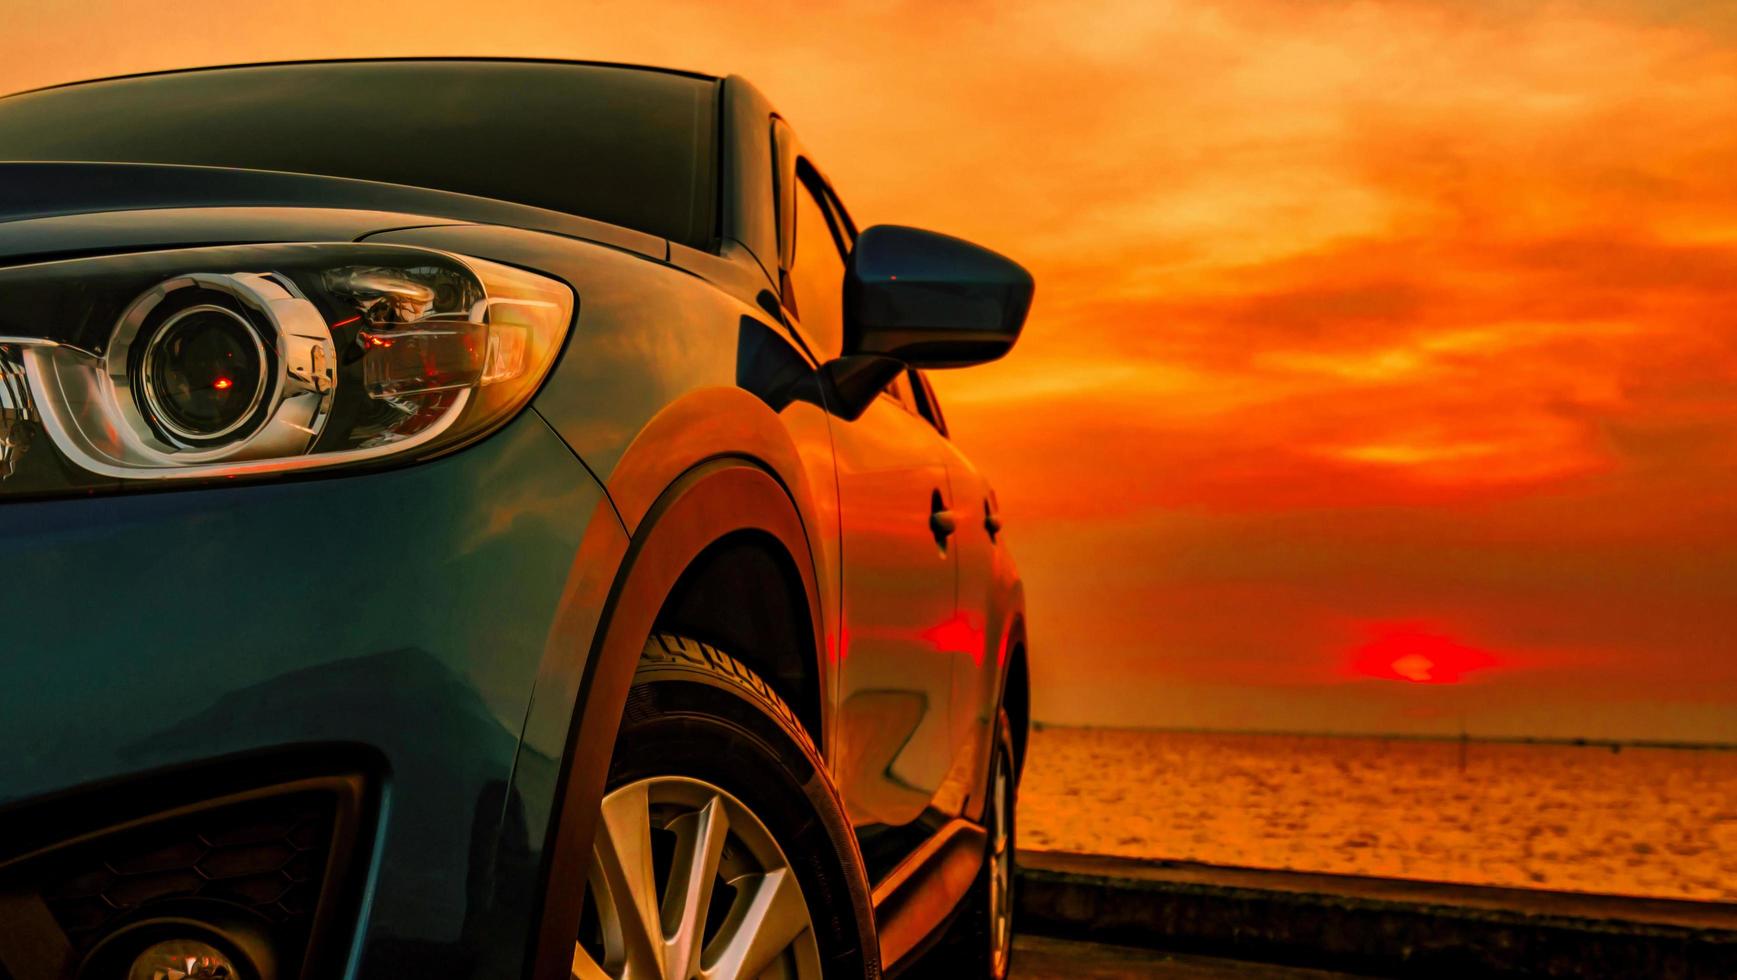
<box><xmin>843</xmin><ymin>225</ymin><xmax>1033</xmax><ymax>368</ymax></box>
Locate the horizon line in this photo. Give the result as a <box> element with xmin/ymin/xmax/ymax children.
<box><xmin>1028</xmin><ymin>722</ymin><xmax>1737</xmax><ymax>752</ymax></box>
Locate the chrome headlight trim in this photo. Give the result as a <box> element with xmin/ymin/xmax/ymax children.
<box><xmin>0</xmin><ymin>243</ymin><xmax>572</xmax><ymax>492</ymax></box>
<box><xmin>100</xmin><ymin>270</ymin><xmax>337</xmax><ymax>462</ymax></box>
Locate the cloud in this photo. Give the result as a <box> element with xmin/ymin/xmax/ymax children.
<box><xmin>6</xmin><ymin>0</ymin><xmax>1737</xmax><ymax>740</ymax></box>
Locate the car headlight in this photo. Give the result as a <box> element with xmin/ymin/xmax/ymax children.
<box><xmin>0</xmin><ymin>243</ymin><xmax>572</xmax><ymax>497</ymax></box>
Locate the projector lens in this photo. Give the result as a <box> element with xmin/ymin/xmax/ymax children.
<box><xmin>141</xmin><ymin>303</ymin><xmax>267</xmax><ymax>443</ymax></box>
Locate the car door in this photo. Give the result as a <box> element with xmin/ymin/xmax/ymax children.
<box><xmin>777</xmin><ymin>153</ymin><xmax>961</xmax><ymax>832</ymax></box>
<box><xmin>911</xmin><ymin>370</ymin><xmax>1006</xmax><ymax>819</ymax></box>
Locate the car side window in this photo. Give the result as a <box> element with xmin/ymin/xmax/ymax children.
<box><xmin>884</xmin><ymin>371</ymin><xmax>916</xmax><ymax>409</ymax></box>
<box><xmin>907</xmin><ymin>369</ymin><xmax>949</xmax><ymax>437</ymax></box>
<box><xmin>784</xmin><ymin>165</ymin><xmax>849</xmax><ymax>361</ymax></box>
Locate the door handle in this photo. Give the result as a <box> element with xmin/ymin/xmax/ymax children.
<box><xmin>984</xmin><ymin>505</ymin><xmax>1003</xmax><ymax>541</ymax></box>
<box><xmin>930</xmin><ymin>490</ymin><xmax>956</xmax><ymax>543</ymax></box>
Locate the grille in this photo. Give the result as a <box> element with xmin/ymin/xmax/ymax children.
<box><xmin>39</xmin><ymin>792</ymin><xmax>334</xmax><ymax>951</ymax></box>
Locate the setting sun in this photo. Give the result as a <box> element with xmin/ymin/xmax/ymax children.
<box><xmin>1350</xmin><ymin>622</ymin><xmax>1501</xmax><ymax>685</ymax></box>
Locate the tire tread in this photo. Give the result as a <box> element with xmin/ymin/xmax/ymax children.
<box><xmin>639</xmin><ymin>632</ymin><xmax>818</xmax><ymax>759</ymax></box>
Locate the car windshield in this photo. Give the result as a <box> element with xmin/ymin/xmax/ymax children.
<box><xmin>0</xmin><ymin>60</ymin><xmax>719</xmax><ymax>247</ymax></box>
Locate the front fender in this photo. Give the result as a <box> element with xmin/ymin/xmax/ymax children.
<box><xmin>520</xmin><ymin>458</ymin><xmax>826</xmax><ymax>980</ymax></box>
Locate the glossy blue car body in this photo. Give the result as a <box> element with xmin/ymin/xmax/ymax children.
<box><xmin>0</xmin><ymin>405</ymin><xmax>621</xmax><ymax>970</ymax></box>
<box><xmin>0</xmin><ymin>60</ymin><xmax>1030</xmax><ymax>980</ymax></box>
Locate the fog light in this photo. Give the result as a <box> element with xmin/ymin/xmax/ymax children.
<box><xmin>127</xmin><ymin>939</ymin><xmax>239</xmax><ymax>980</ymax></box>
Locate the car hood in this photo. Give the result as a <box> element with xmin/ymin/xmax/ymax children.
<box><xmin>0</xmin><ymin>161</ymin><xmax>666</xmax><ymax>264</ymax></box>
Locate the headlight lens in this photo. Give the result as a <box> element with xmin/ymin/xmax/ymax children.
<box><xmin>138</xmin><ymin>302</ymin><xmax>270</xmax><ymax>445</ymax></box>
<box><xmin>0</xmin><ymin>243</ymin><xmax>572</xmax><ymax>498</ymax></box>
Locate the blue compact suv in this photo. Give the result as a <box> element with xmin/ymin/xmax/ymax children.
<box><xmin>0</xmin><ymin>60</ymin><xmax>1032</xmax><ymax>980</ymax></box>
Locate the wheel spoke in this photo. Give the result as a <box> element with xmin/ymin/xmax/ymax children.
<box><xmin>572</xmin><ymin>940</ymin><xmax>615</xmax><ymax>980</ymax></box>
<box><xmin>592</xmin><ymin>781</ymin><xmax>665</xmax><ymax>977</ymax></box>
<box><xmin>993</xmin><ymin>764</ymin><xmax>1009</xmax><ymax>854</ymax></box>
<box><xmin>701</xmin><ymin>867</ymin><xmax>809</xmax><ymax>980</ymax></box>
<box><xmin>661</xmin><ymin>794</ymin><xmax>730</xmax><ymax>979</ymax></box>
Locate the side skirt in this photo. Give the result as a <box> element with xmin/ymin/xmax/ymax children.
<box><xmin>871</xmin><ymin>818</ymin><xmax>987</xmax><ymax>973</ymax></box>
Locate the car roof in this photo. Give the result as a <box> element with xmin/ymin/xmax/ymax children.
<box><xmin>2</xmin><ymin>56</ymin><xmax>717</xmax><ymax>100</ymax></box>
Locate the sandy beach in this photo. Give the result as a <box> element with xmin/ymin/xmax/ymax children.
<box><xmin>1017</xmin><ymin>727</ymin><xmax>1737</xmax><ymax>902</ymax></box>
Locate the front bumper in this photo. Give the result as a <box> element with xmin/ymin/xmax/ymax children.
<box><xmin>0</xmin><ymin>410</ymin><xmax>615</xmax><ymax>977</ymax></box>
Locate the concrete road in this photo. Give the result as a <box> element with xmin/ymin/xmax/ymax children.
<box><xmin>1014</xmin><ymin>935</ymin><xmax>1372</xmax><ymax>979</ymax></box>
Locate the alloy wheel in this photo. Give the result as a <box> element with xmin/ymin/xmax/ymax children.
<box><xmin>988</xmin><ymin>752</ymin><xmax>1014</xmax><ymax>975</ymax></box>
<box><xmin>573</xmin><ymin>776</ymin><xmax>824</xmax><ymax>980</ymax></box>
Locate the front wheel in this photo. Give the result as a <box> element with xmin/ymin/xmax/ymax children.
<box><xmin>572</xmin><ymin>634</ymin><xmax>880</xmax><ymax>980</ymax></box>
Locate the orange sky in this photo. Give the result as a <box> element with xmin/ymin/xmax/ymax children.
<box><xmin>6</xmin><ymin>0</ymin><xmax>1737</xmax><ymax>741</ymax></box>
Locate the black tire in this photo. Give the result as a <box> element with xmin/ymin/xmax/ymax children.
<box><xmin>926</xmin><ymin>710</ymin><xmax>1017</xmax><ymax>978</ymax></box>
<box><xmin>585</xmin><ymin>633</ymin><xmax>881</xmax><ymax>979</ymax></box>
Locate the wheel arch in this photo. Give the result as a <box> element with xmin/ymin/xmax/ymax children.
<box><xmin>653</xmin><ymin>527</ymin><xmax>825</xmax><ymax>748</ymax></box>
<box><xmin>1000</xmin><ymin>617</ymin><xmax>1031</xmax><ymax>786</ymax></box>
<box><xmin>528</xmin><ymin>455</ymin><xmax>833</xmax><ymax>980</ymax></box>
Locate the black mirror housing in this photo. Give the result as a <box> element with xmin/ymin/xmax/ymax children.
<box><xmin>843</xmin><ymin>225</ymin><xmax>1033</xmax><ymax>368</ymax></box>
